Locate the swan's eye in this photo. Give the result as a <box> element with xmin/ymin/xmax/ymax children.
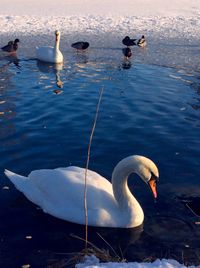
<box><xmin>150</xmin><ymin>172</ymin><xmax>159</xmax><ymax>182</ymax></box>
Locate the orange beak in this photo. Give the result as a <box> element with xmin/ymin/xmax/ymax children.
<box><xmin>148</xmin><ymin>179</ymin><xmax>157</xmax><ymax>199</ymax></box>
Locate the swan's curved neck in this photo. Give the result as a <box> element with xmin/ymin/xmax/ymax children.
<box><xmin>111</xmin><ymin>156</ymin><xmax>143</xmax><ymax>212</ymax></box>
<box><xmin>55</xmin><ymin>35</ymin><xmax>60</xmax><ymax>50</ymax></box>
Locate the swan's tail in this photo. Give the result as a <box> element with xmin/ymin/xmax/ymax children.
<box><xmin>4</xmin><ymin>169</ymin><xmax>28</xmax><ymax>192</ymax></box>
<box><xmin>4</xmin><ymin>169</ymin><xmax>42</xmax><ymax>209</ymax></box>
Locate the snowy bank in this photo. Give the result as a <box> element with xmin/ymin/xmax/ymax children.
<box><xmin>0</xmin><ymin>0</ymin><xmax>200</xmax><ymax>40</ymax></box>
<box><xmin>0</xmin><ymin>14</ymin><xmax>200</xmax><ymax>42</ymax></box>
<box><xmin>75</xmin><ymin>255</ymin><xmax>199</xmax><ymax>268</ymax></box>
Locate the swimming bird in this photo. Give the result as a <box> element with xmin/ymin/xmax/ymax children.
<box><xmin>71</xmin><ymin>41</ymin><xmax>89</xmax><ymax>50</ymax></box>
<box><xmin>36</xmin><ymin>30</ymin><xmax>63</xmax><ymax>63</ymax></box>
<box><xmin>13</xmin><ymin>39</ymin><xmax>20</xmax><ymax>51</ymax></box>
<box><xmin>122</xmin><ymin>47</ymin><xmax>132</xmax><ymax>59</ymax></box>
<box><xmin>122</xmin><ymin>36</ymin><xmax>137</xmax><ymax>47</ymax></box>
<box><xmin>137</xmin><ymin>35</ymin><xmax>147</xmax><ymax>47</ymax></box>
<box><xmin>1</xmin><ymin>39</ymin><xmax>20</xmax><ymax>53</ymax></box>
<box><xmin>4</xmin><ymin>155</ymin><xmax>159</xmax><ymax>228</ymax></box>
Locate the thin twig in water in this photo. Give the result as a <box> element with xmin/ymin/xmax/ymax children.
<box><xmin>84</xmin><ymin>87</ymin><xmax>104</xmax><ymax>250</ymax></box>
<box><xmin>70</xmin><ymin>233</ymin><xmax>122</xmax><ymax>263</ymax></box>
<box><xmin>71</xmin><ymin>233</ymin><xmax>107</xmax><ymax>254</ymax></box>
<box><xmin>97</xmin><ymin>232</ymin><xmax>119</xmax><ymax>258</ymax></box>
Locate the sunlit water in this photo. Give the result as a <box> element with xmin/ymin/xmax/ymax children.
<box><xmin>0</xmin><ymin>34</ymin><xmax>200</xmax><ymax>267</ymax></box>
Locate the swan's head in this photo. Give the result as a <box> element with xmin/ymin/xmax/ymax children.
<box><xmin>55</xmin><ymin>30</ymin><xmax>61</xmax><ymax>41</ymax></box>
<box><xmin>132</xmin><ymin>155</ymin><xmax>159</xmax><ymax>198</ymax></box>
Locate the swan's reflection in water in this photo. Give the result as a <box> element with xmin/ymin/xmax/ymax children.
<box><xmin>91</xmin><ymin>224</ymin><xmax>143</xmax><ymax>251</ymax></box>
<box><xmin>42</xmin><ymin>217</ymin><xmax>143</xmax><ymax>257</ymax></box>
<box><xmin>37</xmin><ymin>61</ymin><xmax>64</xmax><ymax>90</ymax></box>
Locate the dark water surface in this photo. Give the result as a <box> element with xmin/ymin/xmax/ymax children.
<box><xmin>0</xmin><ymin>35</ymin><xmax>200</xmax><ymax>267</ymax></box>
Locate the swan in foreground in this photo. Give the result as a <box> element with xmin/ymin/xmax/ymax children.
<box><xmin>36</xmin><ymin>30</ymin><xmax>63</xmax><ymax>63</ymax></box>
<box><xmin>1</xmin><ymin>39</ymin><xmax>20</xmax><ymax>53</ymax></box>
<box><xmin>4</xmin><ymin>155</ymin><xmax>159</xmax><ymax>228</ymax></box>
<box><xmin>137</xmin><ymin>35</ymin><xmax>147</xmax><ymax>48</ymax></box>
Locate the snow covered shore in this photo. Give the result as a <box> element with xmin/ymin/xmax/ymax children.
<box><xmin>1</xmin><ymin>14</ymin><xmax>200</xmax><ymax>42</ymax></box>
<box><xmin>0</xmin><ymin>0</ymin><xmax>200</xmax><ymax>41</ymax></box>
<box><xmin>75</xmin><ymin>255</ymin><xmax>198</xmax><ymax>268</ymax></box>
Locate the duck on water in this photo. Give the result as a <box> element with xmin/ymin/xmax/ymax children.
<box><xmin>1</xmin><ymin>39</ymin><xmax>20</xmax><ymax>53</ymax></box>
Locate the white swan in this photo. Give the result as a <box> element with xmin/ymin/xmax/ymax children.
<box><xmin>4</xmin><ymin>155</ymin><xmax>159</xmax><ymax>228</ymax></box>
<box><xmin>36</xmin><ymin>30</ymin><xmax>63</xmax><ymax>63</ymax></box>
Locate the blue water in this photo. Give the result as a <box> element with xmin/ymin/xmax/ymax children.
<box><xmin>0</xmin><ymin>39</ymin><xmax>200</xmax><ymax>267</ymax></box>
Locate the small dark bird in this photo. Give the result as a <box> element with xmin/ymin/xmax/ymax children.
<box><xmin>13</xmin><ymin>38</ymin><xmax>20</xmax><ymax>51</ymax></box>
<box><xmin>122</xmin><ymin>47</ymin><xmax>132</xmax><ymax>59</ymax></box>
<box><xmin>1</xmin><ymin>38</ymin><xmax>20</xmax><ymax>53</ymax></box>
<box><xmin>122</xmin><ymin>36</ymin><xmax>137</xmax><ymax>47</ymax></box>
<box><xmin>1</xmin><ymin>41</ymin><xmax>14</xmax><ymax>52</ymax></box>
<box><xmin>71</xmin><ymin>41</ymin><xmax>89</xmax><ymax>50</ymax></box>
<box><xmin>137</xmin><ymin>35</ymin><xmax>147</xmax><ymax>47</ymax></box>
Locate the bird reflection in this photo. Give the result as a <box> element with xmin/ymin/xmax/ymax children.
<box><xmin>37</xmin><ymin>61</ymin><xmax>64</xmax><ymax>90</ymax></box>
<box><xmin>0</xmin><ymin>54</ymin><xmax>21</xmax><ymax>72</ymax></box>
<box><xmin>122</xmin><ymin>61</ymin><xmax>132</xmax><ymax>69</ymax></box>
<box><xmin>72</xmin><ymin>50</ymin><xmax>89</xmax><ymax>65</ymax></box>
<box><xmin>6</xmin><ymin>54</ymin><xmax>21</xmax><ymax>69</ymax></box>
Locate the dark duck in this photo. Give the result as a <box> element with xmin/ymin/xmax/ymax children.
<box><xmin>71</xmin><ymin>41</ymin><xmax>90</xmax><ymax>50</ymax></box>
<box><xmin>122</xmin><ymin>36</ymin><xmax>137</xmax><ymax>47</ymax></box>
<box><xmin>122</xmin><ymin>47</ymin><xmax>132</xmax><ymax>59</ymax></box>
<box><xmin>1</xmin><ymin>39</ymin><xmax>20</xmax><ymax>53</ymax></box>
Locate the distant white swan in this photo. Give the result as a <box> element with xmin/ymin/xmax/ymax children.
<box><xmin>4</xmin><ymin>155</ymin><xmax>159</xmax><ymax>228</ymax></box>
<box><xmin>36</xmin><ymin>30</ymin><xmax>63</xmax><ymax>63</ymax></box>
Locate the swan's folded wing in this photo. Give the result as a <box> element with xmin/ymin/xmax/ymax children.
<box><xmin>28</xmin><ymin>167</ymin><xmax>115</xmax><ymax>210</ymax></box>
